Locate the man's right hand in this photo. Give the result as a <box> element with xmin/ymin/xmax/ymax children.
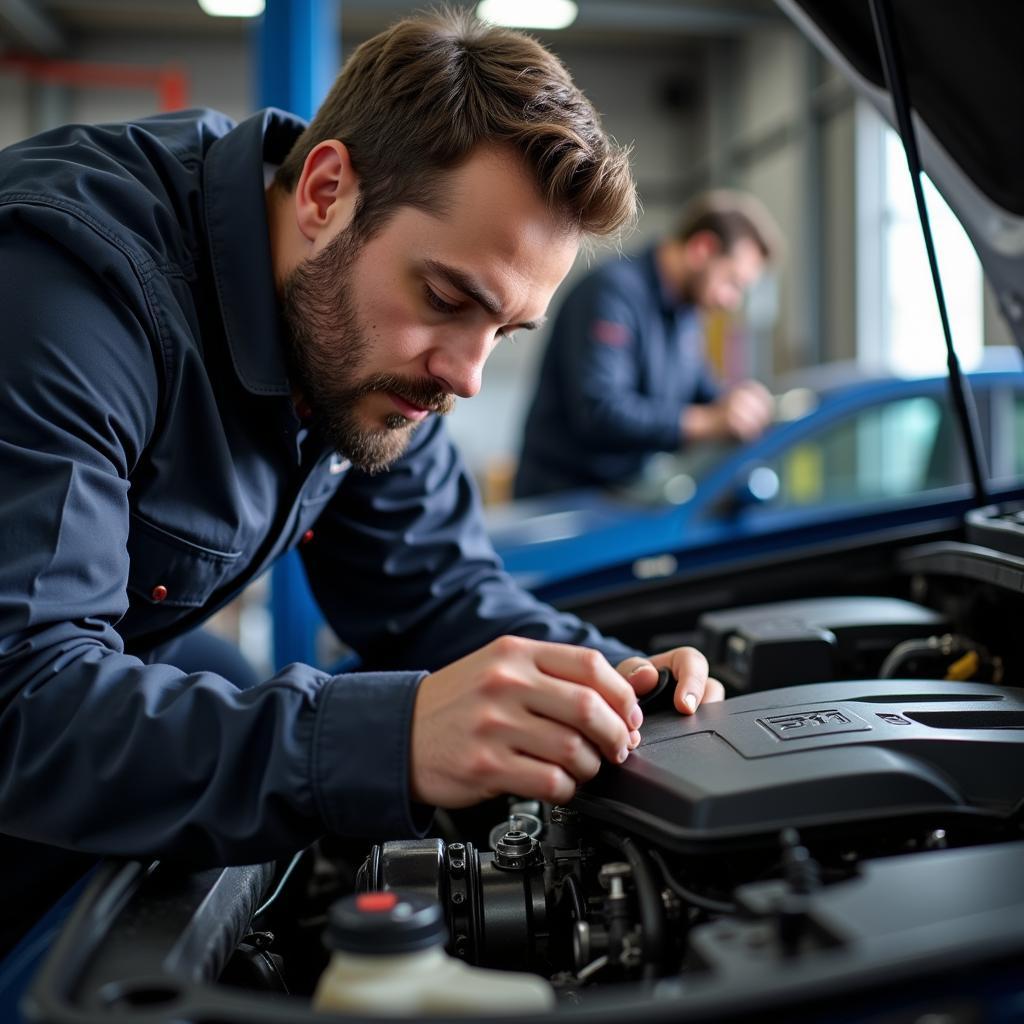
<box><xmin>409</xmin><ymin>636</ymin><xmax>643</xmax><ymax>808</ymax></box>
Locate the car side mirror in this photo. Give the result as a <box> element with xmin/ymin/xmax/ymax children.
<box><xmin>721</xmin><ymin>465</ymin><xmax>780</xmax><ymax>517</ymax></box>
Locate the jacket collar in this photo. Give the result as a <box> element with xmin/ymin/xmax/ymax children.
<box><xmin>643</xmin><ymin>242</ymin><xmax>692</xmax><ymax>318</ymax></box>
<box><xmin>204</xmin><ymin>108</ymin><xmax>306</xmax><ymax>397</ymax></box>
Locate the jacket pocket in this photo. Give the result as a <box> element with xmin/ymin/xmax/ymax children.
<box><xmin>126</xmin><ymin>513</ymin><xmax>243</xmax><ymax>609</ymax></box>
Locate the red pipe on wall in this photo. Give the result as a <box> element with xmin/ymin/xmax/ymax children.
<box><xmin>0</xmin><ymin>54</ymin><xmax>189</xmax><ymax>111</ymax></box>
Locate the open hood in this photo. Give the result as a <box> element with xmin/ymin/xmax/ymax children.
<box><xmin>778</xmin><ymin>0</ymin><xmax>1024</xmax><ymax>353</ymax></box>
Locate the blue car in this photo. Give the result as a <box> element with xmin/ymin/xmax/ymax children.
<box><xmin>7</xmin><ymin>2</ymin><xmax>1024</xmax><ymax>1023</ymax></box>
<box><xmin>489</xmin><ymin>350</ymin><xmax>1024</xmax><ymax>601</ymax></box>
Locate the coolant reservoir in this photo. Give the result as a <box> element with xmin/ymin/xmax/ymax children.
<box><xmin>312</xmin><ymin>890</ymin><xmax>555</xmax><ymax>1016</ymax></box>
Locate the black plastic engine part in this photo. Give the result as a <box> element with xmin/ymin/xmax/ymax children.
<box><xmin>691</xmin><ymin>840</ymin><xmax>1024</xmax><ymax>982</ymax></box>
<box><xmin>699</xmin><ymin>596</ymin><xmax>948</xmax><ymax>692</ymax></box>
<box><xmin>575</xmin><ymin>679</ymin><xmax>1024</xmax><ymax>852</ymax></box>
<box><xmin>965</xmin><ymin>502</ymin><xmax>1024</xmax><ymax>559</ymax></box>
<box><xmin>363</xmin><ymin>835</ymin><xmax>549</xmax><ymax>970</ymax></box>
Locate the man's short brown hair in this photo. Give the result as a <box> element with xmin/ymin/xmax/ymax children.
<box><xmin>676</xmin><ymin>189</ymin><xmax>783</xmax><ymax>263</ymax></box>
<box><xmin>275</xmin><ymin>8</ymin><xmax>636</xmax><ymax>241</ymax></box>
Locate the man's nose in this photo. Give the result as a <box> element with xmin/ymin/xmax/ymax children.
<box><xmin>426</xmin><ymin>331</ymin><xmax>492</xmax><ymax>399</ymax></box>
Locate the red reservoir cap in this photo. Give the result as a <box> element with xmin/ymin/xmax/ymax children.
<box><xmin>356</xmin><ymin>891</ymin><xmax>399</xmax><ymax>913</ymax></box>
<box><xmin>326</xmin><ymin>891</ymin><xmax>447</xmax><ymax>955</ymax></box>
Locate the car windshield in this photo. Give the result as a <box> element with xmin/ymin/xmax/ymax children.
<box><xmin>613</xmin><ymin>442</ymin><xmax>744</xmax><ymax>507</ymax></box>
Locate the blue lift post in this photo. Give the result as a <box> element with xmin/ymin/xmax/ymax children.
<box><xmin>256</xmin><ymin>0</ymin><xmax>341</xmax><ymax>670</ymax></box>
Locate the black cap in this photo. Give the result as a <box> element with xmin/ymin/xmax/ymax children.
<box><xmin>325</xmin><ymin>891</ymin><xmax>447</xmax><ymax>955</ymax></box>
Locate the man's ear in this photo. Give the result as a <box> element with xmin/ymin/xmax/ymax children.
<box><xmin>293</xmin><ymin>140</ymin><xmax>359</xmax><ymax>244</ymax></box>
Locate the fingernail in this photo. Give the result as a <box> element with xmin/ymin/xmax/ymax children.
<box><xmin>683</xmin><ymin>694</ymin><xmax>697</xmax><ymax>714</ymax></box>
<box><xmin>629</xmin><ymin>729</ymin><xmax>642</xmax><ymax>749</ymax></box>
<box><xmin>616</xmin><ymin>746</ymin><xmax>629</xmax><ymax>764</ymax></box>
<box><xmin>628</xmin><ymin>663</ymin><xmax>647</xmax><ymax>678</ymax></box>
<box><xmin>628</xmin><ymin>703</ymin><xmax>643</xmax><ymax>729</ymax></box>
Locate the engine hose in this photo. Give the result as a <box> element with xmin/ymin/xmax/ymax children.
<box><xmin>563</xmin><ymin>872</ymin><xmax>586</xmax><ymax>922</ymax></box>
<box><xmin>648</xmin><ymin>848</ymin><xmax>737</xmax><ymax>916</ymax></box>
<box><xmin>878</xmin><ymin>633</ymin><xmax>979</xmax><ymax>680</ymax></box>
<box><xmin>599</xmin><ymin>831</ymin><xmax>666</xmax><ymax>977</ymax></box>
<box><xmin>878</xmin><ymin>637</ymin><xmax>947</xmax><ymax>678</ymax></box>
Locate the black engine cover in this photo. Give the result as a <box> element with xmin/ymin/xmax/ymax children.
<box><xmin>575</xmin><ymin>680</ymin><xmax>1024</xmax><ymax>851</ymax></box>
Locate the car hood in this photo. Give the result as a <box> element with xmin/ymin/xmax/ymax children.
<box><xmin>779</xmin><ymin>0</ymin><xmax>1024</xmax><ymax>352</ymax></box>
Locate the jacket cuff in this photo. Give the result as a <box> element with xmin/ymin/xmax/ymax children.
<box><xmin>310</xmin><ymin>670</ymin><xmax>431</xmax><ymax>839</ymax></box>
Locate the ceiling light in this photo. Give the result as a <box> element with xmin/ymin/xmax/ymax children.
<box><xmin>197</xmin><ymin>0</ymin><xmax>265</xmax><ymax>17</ymax></box>
<box><xmin>475</xmin><ymin>0</ymin><xmax>578</xmax><ymax>30</ymax></box>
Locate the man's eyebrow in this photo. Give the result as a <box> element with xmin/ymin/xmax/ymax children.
<box><xmin>424</xmin><ymin>259</ymin><xmax>546</xmax><ymax>332</ymax></box>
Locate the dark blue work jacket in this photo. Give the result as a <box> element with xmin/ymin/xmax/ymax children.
<box><xmin>0</xmin><ymin>108</ymin><xmax>636</xmax><ymax>950</ymax></box>
<box><xmin>515</xmin><ymin>246</ymin><xmax>721</xmax><ymax>497</ymax></box>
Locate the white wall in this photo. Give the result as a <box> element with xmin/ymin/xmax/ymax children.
<box><xmin>821</xmin><ymin>102</ymin><xmax>857</xmax><ymax>361</ymax></box>
<box><xmin>70</xmin><ymin>34</ymin><xmax>251</xmax><ymax>125</ymax></box>
<box><xmin>727</xmin><ymin>29</ymin><xmax>859</xmax><ymax>373</ymax></box>
<box><xmin>0</xmin><ymin>74</ymin><xmax>31</xmax><ymax>144</ymax></box>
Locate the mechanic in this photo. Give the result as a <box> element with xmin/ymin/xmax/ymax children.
<box><xmin>514</xmin><ymin>190</ymin><xmax>781</xmax><ymax>497</ymax></box>
<box><xmin>0</xmin><ymin>10</ymin><xmax>723</xmax><ymax>954</ymax></box>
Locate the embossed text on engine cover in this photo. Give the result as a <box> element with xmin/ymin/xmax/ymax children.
<box><xmin>759</xmin><ymin>707</ymin><xmax>871</xmax><ymax>740</ymax></box>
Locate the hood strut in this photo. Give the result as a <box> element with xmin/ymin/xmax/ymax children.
<box><xmin>868</xmin><ymin>0</ymin><xmax>988</xmax><ymax>504</ymax></box>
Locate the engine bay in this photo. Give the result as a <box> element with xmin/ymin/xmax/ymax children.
<box><xmin>27</xmin><ymin>516</ymin><xmax>1024</xmax><ymax>1023</ymax></box>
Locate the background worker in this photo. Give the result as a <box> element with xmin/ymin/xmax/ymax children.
<box><xmin>515</xmin><ymin>190</ymin><xmax>782</xmax><ymax>498</ymax></box>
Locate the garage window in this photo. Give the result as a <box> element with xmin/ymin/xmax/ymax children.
<box><xmin>856</xmin><ymin>104</ymin><xmax>983</xmax><ymax>376</ymax></box>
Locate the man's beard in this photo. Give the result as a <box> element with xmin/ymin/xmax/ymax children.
<box><xmin>679</xmin><ymin>265</ymin><xmax>706</xmax><ymax>308</ymax></box>
<box><xmin>278</xmin><ymin>226</ymin><xmax>455</xmax><ymax>475</ymax></box>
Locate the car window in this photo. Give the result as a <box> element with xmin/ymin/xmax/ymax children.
<box><xmin>763</xmin><ymin>395</ymin><xmax>963</xmax><ymax>509</ymax></box>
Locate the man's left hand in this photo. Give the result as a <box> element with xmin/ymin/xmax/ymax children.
<box><xmin>616</xmin><ymin>646</ymin><xmax>725</xmax><ymax>733</ymax></box>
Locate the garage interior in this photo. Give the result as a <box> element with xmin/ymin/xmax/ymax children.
<box><xmin>5</xmin><ymin>3</ymin><xmax>1024</xmax><ymax>1022</ymax></box>
<box><xmin>1</xmin><ymin>0</ymin><xmax>1013</xmax><ymax>488</ymax></box>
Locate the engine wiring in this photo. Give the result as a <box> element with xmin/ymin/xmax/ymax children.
<box><xmin>254</xmin><ymin>847</ymin><xmax>307</xmax><ymax>919</ymax></box>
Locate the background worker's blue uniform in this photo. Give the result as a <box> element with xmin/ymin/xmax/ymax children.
<box><xmin>0</xmin><ymin>108</ymin><xmax>639</xmax><ymax>953</ymax></box>
<box><xmin>515</xmin><ymin>247</ymin><xmax>722</xmax><ymax>497</ymax></box>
